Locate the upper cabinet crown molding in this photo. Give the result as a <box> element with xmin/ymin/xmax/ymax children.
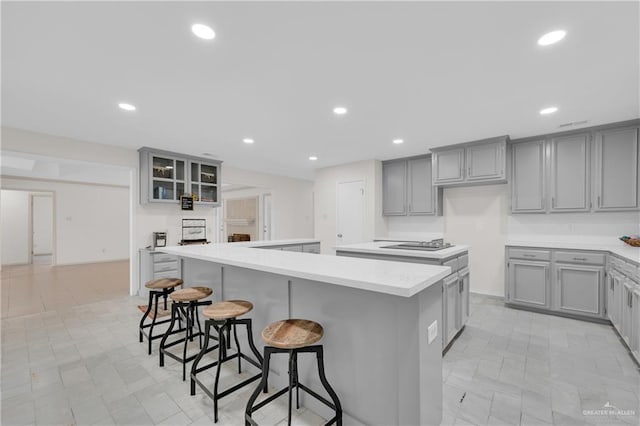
<box><xmin>431</xmin><ymin>135</ymin><xmax>509</xmax><ymax>187</ymax></box>
<box><xmin>139</xmin><ymin>147</ymin><xmax>222</xmax><ymax>207</ymax></box>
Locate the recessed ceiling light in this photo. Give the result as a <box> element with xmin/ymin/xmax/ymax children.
<box><xmin>118</xmin><ymin>103</ymin><xmax>136</xmax><ymax>111</ymax></box>
<box><xmin>537</xmin><ymin>30</ymin><xmax>566</xmax><ymax>46</ymax></box>
<box><xmin>242</xmin><ymin>138</ymin><xmax>254</xmax><ymax>144</ymax></box>
<box><xmin>539</xmin><ymin>106</ymin><xmax>559</xmax><ymax>115</ymax></box>
<box><xmin>309</xmin><ymin>156</ymin><xmax>318</xmax><ymax>161</ymax></box>
<box><xmin>393</xmin><ymin>139</ymin><xmax>404</xmax><ymax>144</ymax></box>
<box><xmin>192</xmin><ymin>23</ymin><xmax>215</xmax><ymax>40</ymax></box>
<box><xmin>333</xmin><ymin>106</ymin><xmax>347</xmax><ymax>115</ymax></box>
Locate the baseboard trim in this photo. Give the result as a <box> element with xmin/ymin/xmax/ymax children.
<box><xmin>55</xmin><ymin>258</ymin><xmax>129</xmax><ymax>266</ymax></box>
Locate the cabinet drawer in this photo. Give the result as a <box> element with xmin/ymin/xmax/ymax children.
<box><xmin>508</xmin><ymin>248</ymin><xmax>551</xmax><ymax>261</ymax></box>
<box><xmin>554</xmin><ymin>251</ymin><xmax>605</xmax><ymax>265</ymax></box>
<box><xmin>458</xmin><ymin>254</ymin><xmax>469</xmax><ymax>269</ymax></box>
<box><xmin>153</xmin><ymin>253</ymin><xmax>176</xmax><ymax>264</ymax></box>
<box><xmin>281</xmin><ymin>245</ymin><xmax>303</xmax><ymax>252</ymax></box>
<box><xmin>443</xmin><ymin>258</ymin><xmax>458</xmax><ymax>273</ymax></box>
<box><xmin>153</xmin><ymin>270</ymin><xmax>180</xmax><ymax>280</ymax></box>
<box><xmin>302</xmin><ymin>243</ymin><xmax>320</xmax><ymax>254</ymax></box>
<box><xmin>153</xmin><ymin>261</ymin><xmax>178</xmax><ymax>273</ymax></box>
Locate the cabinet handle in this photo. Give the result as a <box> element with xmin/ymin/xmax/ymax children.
<box><xmin>597</xmin><ymin>195</ymin><xmax>601</xmax><ymax>207</ymax></box>
<box><xmin>552</xmin><ymin>197</ymin><xmax>556</xmax><ymax>208</ymax></box>
<box><xmin>523</xmin><ymin>254</ymin><xmax>536</xmax><ymax>258</ymax></box>
<box><xmin>557</xmin><ymin>270</ymin><xmax>560</xmax><ymax>282</ymax></box>
<box><xmin>573</xmin><ymin>257</ymin><xmax>587</xmax><ymax>261</ymax></box>
<box><xmin>468</xmin><ymin>167</ymin><xmax>471</xmax><ymax>177</ymax></box>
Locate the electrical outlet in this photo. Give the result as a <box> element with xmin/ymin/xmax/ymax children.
<box><xmin>428</xmin><ymin>320</ymin><xmax>438</xmax><ymax>344</ymax></box>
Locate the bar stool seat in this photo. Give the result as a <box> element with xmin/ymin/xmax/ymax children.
<box><xmin>146</xmin><ymin>278</ymin><xmax>183</xmax><ymax>290</ymax></box>
<box><xmin>159</xmin><ymin>286</ymin><xmax>213</xmax><ymax>380</ymax></box>
<box><xmin>139</xmin><ymin>278</ymin><xmax>183</xmax><ymax>355</ymax></box>
<box><xmin>203</xmin><ymin>300</ymin><xmax>253</xmax><ymax>320</ymax></box>
<box><xmin>191</xmin><ymin>300</ymin><xmax>263</xmax><ymax>422</ymax></box>
<box><xmin>262</xmin><ymin>319</ymin><xmax>323</xmax><ymax>349</ymax></box>
<box><xmin>170</xmin><ymin>286</ymin><xmax>213</xmax><ymax>302</ymax></box>
<box><xmin>246</xmin><ymin>319</ymin><xmax>342</xmax><ymax>426</ymax></box>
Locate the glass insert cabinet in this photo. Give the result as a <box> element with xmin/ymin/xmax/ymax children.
<box><xmin>139</xmin><ymin>147</ymin><xmax>222</xmax><ymax>206</ymax></box>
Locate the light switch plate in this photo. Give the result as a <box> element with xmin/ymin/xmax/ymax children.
<box><xmin>428</xmin><ymin>320</ymin><xmax>438</xmax><ymax>344</ymax></box>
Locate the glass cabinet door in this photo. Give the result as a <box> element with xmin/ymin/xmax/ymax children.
<box><xmin>151</xmin><ymin>155</ymin><xmax>185</xmax><ymax>201</ymax></box>
<box><xmin>189</xmin><ymin>161</ymin><xmax>219</xmax><ymax>204</ymax></box>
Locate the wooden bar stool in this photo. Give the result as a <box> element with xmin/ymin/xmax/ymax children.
<box><xmin>139</xmin><ymin>278</ymin><xmax>183</xmax><ymax>355</ymax></box>
<box><xmin>245</xmin><ymin>319</ymin><xmax>342</xmax><ymax>426</ymax></box>
<box><xmin>190</xmin><ymin>300</ymin><xmax>264</xmax><ymax>423</ymax></box>
<box><xmin>159</xmin><ymin>286</ymin><xmax>213</xmax><ymax>380</ymax></box>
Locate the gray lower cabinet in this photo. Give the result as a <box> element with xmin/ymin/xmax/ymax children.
<box><xmin>554</xmin><ymin>263</ymin><xmax>604</xmax><ymax>318</ymax></box>
<box><xmin>382</xmin><ymin>155</ymin><xmax>441</xmax><ymax>216</ymax></box>
<box><xmin>507</xmin><ymin>260</ymin><xmax>550</xmax><ymax>309</ymax></box>
<box><xmin>549</xmin><ymin>133</ymin><xmax>591</xmax><ymax>212</ymax></box>
<box><xmin>632</xmin><ymin>288</ymin><xmax>639</xmax><ymax>359</ymax></box>
<box><xmin>511</xmin><ymin>140</ymin><xmax>546</xmax><ymax>213</ymax></box>
<box><xmin>443</xmin><ymin>274</ymin><xmax>460</xmax><ymax>347</ymax></box>
<box><xmin>506</xmin><ymin>246</ymin><xmax>607</xmax><ymax>320</ymax></box>
<box><xmin>607</xmin><ymin>271</ymin><xmax>623</xmax><ymax>330</ymax></box>
<box><xmin>621</xmin><ymin>282</ymin><xmax>634</xmax><ymax>345</ymax></box>
<box><xmin>382</xmin><ymin>160</ymin><xmax>407</xmax><ymax>215</ymax></box>
<box><xmin>594</xmin><ymin>126</ymin><xmax>640</xmax><ymax>211</ymax></box>
<box><xmin>259</xmin><ymin>242</ymin><xmax>320</xmax><ymax>253</ymax></box>
<box><xmin>459</xmin><ymin>268</ymin><xmax>470</xmax><ymax>326</ymax></box>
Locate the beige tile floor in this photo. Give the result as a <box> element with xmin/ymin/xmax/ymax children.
<box><xmin>2</xmin><ymin>263</ymin><xmax>639</xmax><ymax>425</ymax></box>
<box><xmin>1</xmin><ymin>261</ymin><xmax>129</xmax><ymax>318</ymax></box>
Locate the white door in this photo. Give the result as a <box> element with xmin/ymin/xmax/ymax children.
<box><xmin>336</xmin><ymin>180</ymin><xmax>364</xmax><ymax>246</ymax></box>
<box><xmin>263</xmin><ymin>194</ymin><xmax>272</xmax><ymax>240</ymax></box>
<box><xmin>31</xmin><ymin>195</ymin><xmax>54</xmax><ymax>258</ymax></box>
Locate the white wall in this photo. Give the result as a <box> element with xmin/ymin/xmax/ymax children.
<box><xmin>384</xmin><ymin>216</ymin><xmax>444</xmax><ymax>241</ymax></box>
<box><xmin>2</xmin><ymin>127</ymin><xmax>314</xmax><ymax>293</ymax></box>
<box><xmin>0</xmin><ymin>190</ymin><xmax>31</xmax><ymax>265</ymax></box>
<box><xmin>2</xmin><ymin>178</ymin><xmax>130</xmax><ymax>265</ymax></box>
<box><xmin>314</xmin><ymin>160</ymin><xmax>384</xmax><ymax>254</ymax></box>
<box><xmin>444</xmin><ymin>185</ymin><xmax>508</xmax><ymax>297</ymax></box>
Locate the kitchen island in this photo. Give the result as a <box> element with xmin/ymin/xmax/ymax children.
<box><xmin>159</xmin><ymin>240</ymin><xmax>450</xmax><ymax>426</ymax></box>
<box><xmin>335</xmin><ymin>241</ymin><xmax>471</xmax><ymax>351</ymax></box>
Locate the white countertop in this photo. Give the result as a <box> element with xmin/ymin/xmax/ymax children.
<box><xmin>228</xmin><ymin>238</ymin><xmax>320</xmax><ymax>247</ymax></box>
<box><xmin>335</xmin><ymin>241</ymin><xmax>470</xmax><ymax>260</ymax></box>
<box><xmin>158</xmin><ymin>240</ymin><xmax>451</xmax><ymax>297</ymax></box>
<box><xmin>506</xmin><ymin>239</ymin><xmax>640</xmax><ymax>265</ymax></box>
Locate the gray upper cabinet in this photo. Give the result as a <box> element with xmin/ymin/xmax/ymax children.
<box><xmin>407</xmin><ymin>157</ymin><xmax>435</xmax><ymax>215</ymax></box>
<box><xmin>549</xmin><ymin>133</ymin><xmax>590</xmax><ymax>212</ymax></box>
<box><xmin>466</xmin><ymin>140</ymin><xmax>505</xmax><ymax>181</ymax></box>
<box><xmin>382</xmin><ymin>160</ymin><xmax>407</xmax><ymax>216</ymax></box>
<box><xmin>139</xmin><ymin>147</ymin><xmax>222</xmax><ymax>206</ymax></box>
<box><xmin>432</xmin><ymin>148</ymin><xmax>465</xmax><ymax>185</ymax></box>
<box><xmin>594</xmin><ymin>126</ymin><xmax>640</xmax><ymax>211</ymax></box>
<box><xmin>432</xmin><ymin>136</ymin><xmax>508</xmax><ymax>187</ymax></box>
<box><xmin>382</xmin><ymin>155</ymin><xmax>441</xmax><ymax>216</ymax></box>
<box><xmin>511</xmin><ymin>140</ymin><xmax>546</xmax><ymax>213</ymax></box>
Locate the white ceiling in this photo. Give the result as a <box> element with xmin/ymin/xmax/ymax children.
<box><xmin>2</xmin><ymin>1</ymin><xmax>638</xmax><ymax>180</ymax></box>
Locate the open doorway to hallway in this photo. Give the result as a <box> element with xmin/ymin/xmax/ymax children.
<box><xmin>0</xmin><ymin>189</ymin><xmax>55</xmax><ymax>265</ymax></box>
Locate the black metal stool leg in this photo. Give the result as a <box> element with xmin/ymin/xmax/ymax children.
<box><xmin>159</xmin><ymin>303</ymin><xmax>178</xmax><ymax>367</ymax></box>
<box><xmin>191</xmin><ymin>320</ymin><xmax>212</xmax><ymax>396</ymax></box>
<box><xmin>244</xmin><ymin>319</ymin><xmax>267</xmax><ymax>393</ymax></box>
<box><xmin>182</xmin><ymin>304</ymin><xmax>192</xmax><ymax>381</ymax></box>
<box><xmin>233</xmin><ymin>322</ymin><xmax>242</xmax><ymax>373</ymax></box>
<box><xmin>287</xmin><ymin>350</ymin><xmax>295</xmax><ymax>426</ymax></box>
<box><xmin>245</xmin><ymin>347</ymin><xmax>273</xmax><ymax>426</ymax></box>
<box><xmin>195</xmin><ymin>305</ymin><xmax>204</xmax><ymax>348</ymax></box>
<box><xmin>293</xmin><ymin>351</ymin><xmax>300</xmax><ymax>410</ymax></box>
<box><xmin>139</xmin><ymin>291</ymin><xmax>154</xmax><ymax>343</ymax></box>
<box><xmin>148</xmin><ymin>292</ymin><xmax>161</xmax><ymax>355</ymax></box>
<box><xmin>213</xmin><ymin>321</ymin><xmax>227</xmax><ymax>423</ymax></box>
<box><xmin>314</xmin><ymin>346</ymin><xmax>343</xmax><ymax>426</ymax></box>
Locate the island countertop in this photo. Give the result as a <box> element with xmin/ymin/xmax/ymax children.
<box><xmin>158</xmin><ymin>240</ymin><xmax>451</xmax><ymax>297</ymax></box>
<box><xmin>335</xmin><ymin>241</ymin><xmax>470</xmax><ymax>259</ymax></box>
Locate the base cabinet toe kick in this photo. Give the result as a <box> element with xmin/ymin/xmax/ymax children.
<box><xmin>505</xmin><ymin>245</ymin><xmax>640</xmax><ymax>364</ymax></box>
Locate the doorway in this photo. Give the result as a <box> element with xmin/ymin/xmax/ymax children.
<box><xmin>336</xmin><ymin>180</ymin><xmax>365</xmax><ymax>245</ymax></box>
<box><xmin>31</xmin><ymin>193</ymin><xmax>54</xmax><ymax>264</ymax></box>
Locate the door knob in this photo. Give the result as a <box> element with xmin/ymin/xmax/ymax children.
<box><xmin>337</xmin><ymin>234</ymin><xmax>343</xmax><ymax>238</ymax></box>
